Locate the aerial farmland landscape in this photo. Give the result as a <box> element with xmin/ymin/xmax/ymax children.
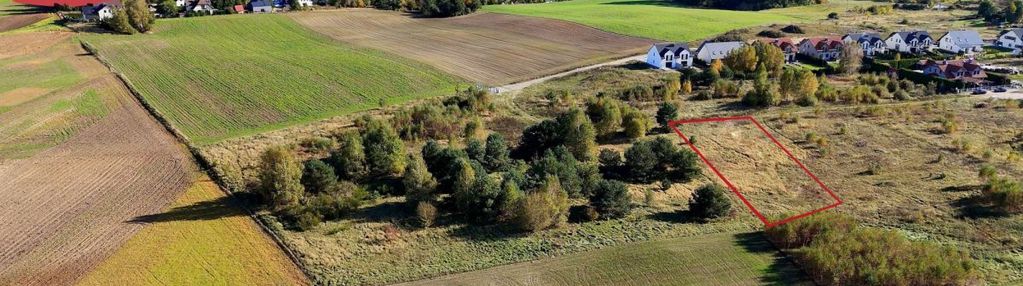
<box><xmin>1</xmin><ymin>0</ymin><xmax>1022</xmax><ymax>284</ymax></box>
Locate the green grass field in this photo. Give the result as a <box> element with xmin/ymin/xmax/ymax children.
<box><xmin>482</xmin><ymin>0</ymin><xmax>871</xmax><ymax>41</ymax></box>
<box><xmin>80</xmin><ymin>14</ymin><xmax>462</xmax><ymax>145</ymax></box>
<box><xmin>402</xmin><ymin>232</ymin><xmax>810</xmax><ymax>285</ymax></box>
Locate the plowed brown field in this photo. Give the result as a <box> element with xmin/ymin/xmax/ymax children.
<box><xmin>291</xmin><ymin>9</ymin><xmax>655</xmax><ymax>85</ymax></box>
<box><xmin>0</xmin><ymin>32</ymin><xmax>194</xmax><ymax>285</ymax></box>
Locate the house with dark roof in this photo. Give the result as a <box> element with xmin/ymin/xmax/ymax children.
<box><xmin>842</xmin><ymin>32</ymin><xmax>887</xmax><ymax>56</ymax></box>
<box><xmin>886</xmin><ymin>31</ymin><xmax>933</xmax><ymax>54</ymax></box>
<box><xmin>996</xmin><ymin>28</ymin><xmax>1023</xmax><ymax>53</ymax></box>
<box><xmin>250</xmin><ymin>0</ymin><xmax>271</xmax><ymax>12</ymax></box>
<box><xmin>694</xmin><ymin>41</ymin><xmax>744</xmax><ymax>63</ymax></box>
<box><xmin>645</xmin><ymin>43</ymin><xmax>692</xmax><ymax>69</ymax></box>
<box><xmin>920</xmin><ymin>59</ymin><xmax>987</xmax><ymax>83</ymax></box>
<box><xmin>937</xmin><ymin>30</ymin><xmax>984</xmax><ymax>54</ymax></box>
<box><xmin>798</xmin><ymin>36</ymin><xmax>844</xmax><ymax>61</ymax></box>
<box><xmin>760</xmin><ymin>38</ymin><xmax>798</xmax><ymax>63</ymax></box>
<box><xmin>81</xmin><ymin>1</ymin><xmax>120</xmax><ymax>21</ymax></box>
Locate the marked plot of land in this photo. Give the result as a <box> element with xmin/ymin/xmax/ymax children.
<box><xmin>671</xmin><ymin>117</ymin><xmax>840</xmax><ymax>226</ymax></box>
<box><xmin>292</xmin><ymin>9</ymin><xmax>655</xmax><ymax>86</ymax></box>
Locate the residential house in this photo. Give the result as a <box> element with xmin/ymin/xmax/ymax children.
<box><xmin>189</xmin><ymin>0</ymin><xmax>215</xmax><ymax>13</ymax></box>
<box><xmin>81</xmin><ymin>1</ymin><xmax>120</xmax><ymax>21</ymax></box>
<box><xmin>937</xmin><ymin>30</ymin><xmax>985</xmax><ymax>54</ymax></box>
<box><xmin>842</xmin><ymin>32</ymin><xmax>887</xmax><ymax>56</ymax></box>
<box><xmin>919</xmin><ymin>59</ymin><xmax>987</xmax><ymax>83</ymax></box>
<box><xmin>250</xmin><ymin>0</ymin><xmax>271</xmax><ymax>12</ymax></box>
<box><xmin>761</xmin><ymin>38</ymin><xmax>798</xmax><ymax>63</ymax></box>
<box><xmin>886</xmin><ymin>31</ymin><xmax>934</xmax><ymax>54</ymax></box>
<box><xmin>175</xmin><ymin>0</ymin><xmax>185</xmax><ymax>6</ymax></box>
<box><xmin>233</xmin><ymin>4</ymin><xmax>245</xmax><ymax>13</ymax></box>
<box><xmin>646</xmin><ymin>43</ymin><xmax>693</xmax><ymax>69</ymax></box>
<box><xmin>694</xmin><ymin>41</ymin><xmax>744</xmax><ymax>63</ymax></box>
<box><xmin>798</xmin><ymin>36</ymin><xmax>844</xmax><ymax>61</ymax></box>
<box><xmin>296</xmin><ymin>0</ymin><xmax>312</xmax><ymax>6</ymax></box>
<box><xmin>272</xmin><ymin>0</ymin><xmax>287</xmax><ymax>7</ymax></box>
<box><xmin>996</xmin><ymin>28</ymin><xmax>1023</xmax><ymax>52</ymax></box>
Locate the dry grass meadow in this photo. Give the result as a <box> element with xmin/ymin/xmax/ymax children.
<box><xmin>291</xmin><ymin>9</ymin><xmax>655</xmax><ymax>86</ymax></box>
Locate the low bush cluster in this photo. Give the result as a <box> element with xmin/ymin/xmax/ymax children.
<box><xmin>766</xmin><ymin>213</ymin><xmax>978</xmax><ymax>285</ymax></box>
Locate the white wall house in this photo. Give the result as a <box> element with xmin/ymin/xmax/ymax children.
<box><xmin>646</xmin><ymin>43</ymin><xmax>692</xmax><ymax>69</ymax></box>
<box><xmin>938</xmin><ymin>30</ymin><xmax>985</xmax><ymax>54</ymax></box>
<box><xmin>996</xmin><ymin>28</ymin><xmax>1023</xmax><ymax>54</ymax></box>
<box><xmin>798</xmin><ymin>37</ymin><xmax>843</xmax><ymax>61</ymax></box>
<box><xmin>189</xmin><ymin>0</ymin><xmax>215</xmax><ymax>13</ymax></box>
<box><xmin>175</xmin><ymin>0</ymin><xmax>185</xmax><ymax>6</ymax></box>
<box><xmin>82</xmin><ymin>2</ymin><xmax>120</xmax><ymax>21</ymax></box>
<box><xmin>250</xmin><ymin>0</ymin><xmax>272</xmax><ymax>12</ymax></box>
<box><xmin>842</xmin><ymin>32</ymin><xmax>887</xmax><ymax>56</ymax></box>
<box><xmin>296</xmin><ymin>0</ymin><xmax>313</xmax><ymax>6</ymax></box>
<box><xmin>886</xmin><ymin>31</ymin><xmax>933</xmax><ymax>54</ymax></box>
<box><xmin>694</xmin><ymin>41</ymin><xmax>744</xmax><ymax>64</ymax></box>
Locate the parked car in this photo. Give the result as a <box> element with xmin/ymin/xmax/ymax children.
<box><xmin>994</xmin><ymin>87</ymin><xmax>1008</xmax><ymax>92</ymax></box>
<box><xmin>972</xmin><ymin>89</ymin><xmax>988</xmax><ymax>95</ymax></box>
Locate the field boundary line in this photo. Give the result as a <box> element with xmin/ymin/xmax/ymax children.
<box><xmin>78</xmin><ymin>39</ymin><xmax>315</xmax><ymax>284</ymax></box>
<box><xmin>668</xmin><ymin>115</ymin><xmax>842</xmax><ymax>228</ymax></box>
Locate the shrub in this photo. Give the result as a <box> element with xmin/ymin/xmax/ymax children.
<box><xmin>403</xmin><ymin>153</ymin><xmax>438</xmax><ymax>204</ymax></box>
<box><xmin>688</xmin><ymin>184</ymin><xmax>731</xmax><ymax>220</ymax></box>
<box><xmin>417</xmin><ymin>0</ymin><xmax>481</xmax><ymax>17</ymax></box>
<box><xmin>757</xmin><ymin>29</ymin><xmax>783</xmax><ymax>38</ymax></box>
<box><xmin>589</xmin><ymin>179</ymin><xmax>633</xmax><ymax>219</ymax></box>
<box><xmin>621</xmin><ymin>106</ymin><xmax>651</xmax><ymax>139</ymax></box>
<box><xmin>301</xmin><ymin>137</ymin><xmax>336</xmax><ymax>153</ymax></box>
<box><xmin>827</xmin><ymin>12</ymin><xmax>839</xmax><ymax>19</ymax></box>
<box><xmin>301</xmin><ymin>160</ymin><xmax>337</xmax><ymax>195</ymax></box>
<box><xmin>514</xmin><ymin>176</ymin><xmax>569</xmax><ymax>232</ymax></box>
<box><xmin>483</xmin><ymin>133</ymin><xmax>511</xmax><ymax>171</ymax></box>
<box><xmin>463</xmin><ymin>117</ymin><xmax>487</xmax><ymax>141</ymax></box>
<box><xmin>585</xmin><ymin>97</ymin><xmax>623</xmax><ymax>138</ymax></box>
<box><xmin>766</xmin><ymin>213</ymin><xmax>977</xmax><ymax>285</ymax></box>
<box><xmin>259</xmin><ymin>146</ymin><xmax>305</xmax><ymax>210</ymax></box>
<box><xmin>781</xmin><ymin>25</ymin><xmax>804</xmax><ymax>34</ymax></box>
<box><xmin>415</xmin><ymin>201</ymin><xmax>438</xmax><ymax>227</ymax></box>
<box><xmin>528</xmin><ymin>146</ymin><xmax>600</xmax><ymax>198</ymax></box>
<box><xmin>983</xmin><ymin>176</ymin><xmax>1023</xmax><ymax>214</ymax></box>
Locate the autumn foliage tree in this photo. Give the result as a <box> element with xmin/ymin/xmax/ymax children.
<box><xmin>259</xmin><ymin>145</ymin><xmax>305</xmax><ymax>210</ymax></box>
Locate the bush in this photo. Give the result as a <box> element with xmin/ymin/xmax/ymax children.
<box><xmin>301</xmin><ymin>160</ymin><xmax>337</xmax><ymax>195</ymax></box>
<box><xmin>655</xmin><ymin>102</ymin><xmax>679</xmax><ymax>130</ymax></box>
<box><xmin>515</xmin><ymin>108</ymin><xmax>597</xmax><ymax>161</ymax></box>
<box><xmin>417</xmin><ymin>0</ymin><xmax>481</xmax><ymax>17</ymax></box>
<box><xmin>328</xmin><ymin>131</ymin><xmax>367</xmax><ymax>180</ymax></box>
<box><xmin>983</xmin><ymin>176</ymin><xmax>1023</xmax><ymax>214</ymax></box>
<box><xmin>827</xmin><ymin>12</ymin><xmax>839</xmax><ymax>19</ymax></box>
<box><xmin>514</xmin><ymin>176</ymin><xmax>569</xmax><ymax>232</ymax></box>
<box><xmin>415</xmin><ymin>201</ymin><xmax>438</xmax><ymax>227</ymax></box>
<box><xmin>781</xmin><ymin>25</ymin><xmax>804</xmax><ymax>34</ymax></box>
<box><xmin>757</xmin><ymin>29</ymin><xmax>783</xmax><ymax>38</ymax></box>
<box><xmin>621</xmin><ymin>106</ymin><xmax>651</xmax><ymax>139</ymax></box>
<box><xmin>589</xmin><ymin>180</ymin><xmax>633</xmax><ymax>219</ymax></box>
<box><xmin>259</xmin><ymin>146</ymin><xmax>305</xmax><ymax>210</ymax></box>
<box><xmin>765</xmin><ymin>213</ymin><xmax>977</xmax><ymax>285</ymax></box>
<box><xmin>688</xmin><ymin>184</ymin><xmax>731</xmax><ymax>220</ymax></box>
<box><xmin>403</xmin><ymin>153</ymin><xmax>438</xmax><ymax>204</ymax></box>
<box><xmin>362</xmin><ymin>118</ymin><xmax>407</xmax><ymax>177</ymax></box>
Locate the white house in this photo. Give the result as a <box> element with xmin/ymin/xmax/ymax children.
<box><xmin>937</xmin><ymin>30</ymin><xmax>985</xmax><ymax>54</ymax></box>
<box><xmin>189</xmin><ymin>0</ymin><xmax>215</xmax><ymax>13</ymax></box>
<box><xmin>296</xmin><ymin>0</ymin><xmax>313</xmax><ymax>6</ymax></box>
<box><xmin>886</xmin><ymin>31</ymin><xmax>933</xmax><ymax>54</ymax></box>
<box><xmin>175</xmin><ymin>0</ymin><xmax>185</xmax><ymax>6</ymax></box>
<box><xmin>798</xmin><ymin>36</ymin><xmax>844</xmax><ymax>61</ymax></box>
<box><xmin>250</xmin><ymin>0</ymin><xmax>272</xmax><ymax>12</ymax></box>
<box><xmin>646</xmin><ymin>43</ymin><xmax>692</xmax><ymax>69</ymax></box>
<box><xmin>694</xmin><ymin>41</ymin><xmax>744</xmax><ymax>63</ymax></box>
<box><xmin>842</xmin><ymin>32</ymin><xmax>887</xmax><ymax>56</ymax></box>
<box><xmin>996</xmin><ymin>28</ymin><xmax>1023</xmax><ymax>53</ymax></box>
<box><xmin>82</xmin><ymin>1</ymin><xmax>120</xmax><ymax>21</ymax></box>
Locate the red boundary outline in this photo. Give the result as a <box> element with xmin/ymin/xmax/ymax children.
<box><xmin>668</xmin><ymin>116</ymin><xmax>843</xmax><ymax>228</ymax></box>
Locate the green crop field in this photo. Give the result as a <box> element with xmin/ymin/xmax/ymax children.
<box><xmin>79</xmin><ymin>14</ymin><xmax>462</xmax><ymax>145</ymax></box>
<box><xmin>482</xmin><ymin>0</ymin><xmax>872</xmax><ymax>41</ymax></box>
<box><xmin>403</xmin><ymin>232</ymin><xmax>810</xmax><ymax>286</ymax></box>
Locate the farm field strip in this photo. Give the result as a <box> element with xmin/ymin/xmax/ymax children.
<box><xmin>77</xmin><ymin>177</ymin><xmax>308</xmax><ymax>286</ymax></box>
<box><xmin>400</xmin><ymin>232</ymin><xmax>811</xmax><ymax>286</ymax></box>
<box><xmin>291</xmin><ymin>9</ymin><xmax>655</xmax><ymax>86</ymax></box>
<box><xmin>481</xmin><ymin>0</ymin><xmax>874</xmax><ymax>41</ymax></box>
<box><xmin>79</xmin><ymin>14</ymin><xmax>462</xmax><ymax>145</ymax></box>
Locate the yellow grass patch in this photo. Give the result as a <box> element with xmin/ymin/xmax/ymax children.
<box><xmin>0</xmin><ymin>87</ymin><xmax>50</xmax><ymax>107</ymax></box>
<box><xmin>77</xmin><ymin>177</ymin><xmax>308</xmax><ymax>286</ymax></box>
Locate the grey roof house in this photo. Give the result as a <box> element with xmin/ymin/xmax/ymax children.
<box><xmin>694</xmin><ymin>41</ymin><xmax>744</xmax><ymax>63</ymax></box>
<box><xmin>646</xmin><ymin>42</ymin><xmax>693</xmax><ymax>69</ymax></box>
<box><xmin>937</xmin><ymin>30</ymin><xmax>984</xmax><ymax>54</ymax></box>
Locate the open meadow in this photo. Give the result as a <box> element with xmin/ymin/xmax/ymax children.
<box><xmin>481</xmin><ymin>0</ymin><xmax>874</xmax><ymax>41</ymax></box>
<box><xmin>0</xmin><ymin>0</ymin><xmax>48</xmax><ymax>32</ymax></box>
<box><xmin>78</xmin><ymin>177</ymin><xmax>308</xmax><ymax>286</ymax></box>
<box><xmin>400</xmin><ymin>232</ymin><xmax>811</xmax><ymax>286</ymax></box>
<box><xmin>291</xmin><ymin>9</ymin><xmax>654</xmax><ymax>86</ymax></box>
<box><xmin>79</xmin><ymin>14</ymin><xmax>462</xmax><ymax>145</ymax></box>
<box><xmin>0</xmin><ymin>31</ymin><xmax>196</xmax><ymax>285</ymax></box>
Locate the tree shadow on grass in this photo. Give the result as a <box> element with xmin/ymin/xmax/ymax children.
<box><xmin>447</xmin><ymin>223</ymin><xmax>525</xmax><ymax>242</ymax></box>
<box><xmin>952</xmin><ymin>195</ymin><xmax>1004</xmax><ymax>219</ymax></box>
<box><xmin>599</xmin><ymin>0</ymin><xmax>691</xmax><ymax>8</ymax></box>
<box><xmin>0</xmin><ymin>5</ymin><xmax>49</xmax><ymax>16</ymax></box>
<box><xmin>732</xmin><ymin>232</ymin><xmax>814</xmax><ymax>286</ymax></box>
<box><xmin>348</xmin><ymin>200</ymin><xmax>410</xmax><ymax>224</ymax></box>
<box><xmin>127</xmin><ymin>192</ymin><xmax>256</xmax><ymax>223</ymax></box>
<box><xmin>646</xmin><ymin>210</ymin><xmax>700</xmax><ymax>223</ymax></box>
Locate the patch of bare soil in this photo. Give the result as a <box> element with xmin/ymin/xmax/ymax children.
<box><xmin>0</xmin><ymin>87</ymin><xmax>49</xmax><ymax>106</ymax></box>
<box><xmin>0</xmin><ymin>13</ymin><xmax>47</xmax><ymax>32</ymax></box>
<box><xmin>0</xmin><ymin>34</ymin><xmax>195</xmax><ymax>285</ymax></box>
<box><xmin>291</xmin><ymin>9</ymin><xmax>655</xmax><ymax>86</ymax></box>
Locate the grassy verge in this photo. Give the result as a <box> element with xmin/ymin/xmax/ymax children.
<box><xmin>79</xmin><ymin>14</ymin><xmax>462</xmax><ymax>145</ymax></box>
